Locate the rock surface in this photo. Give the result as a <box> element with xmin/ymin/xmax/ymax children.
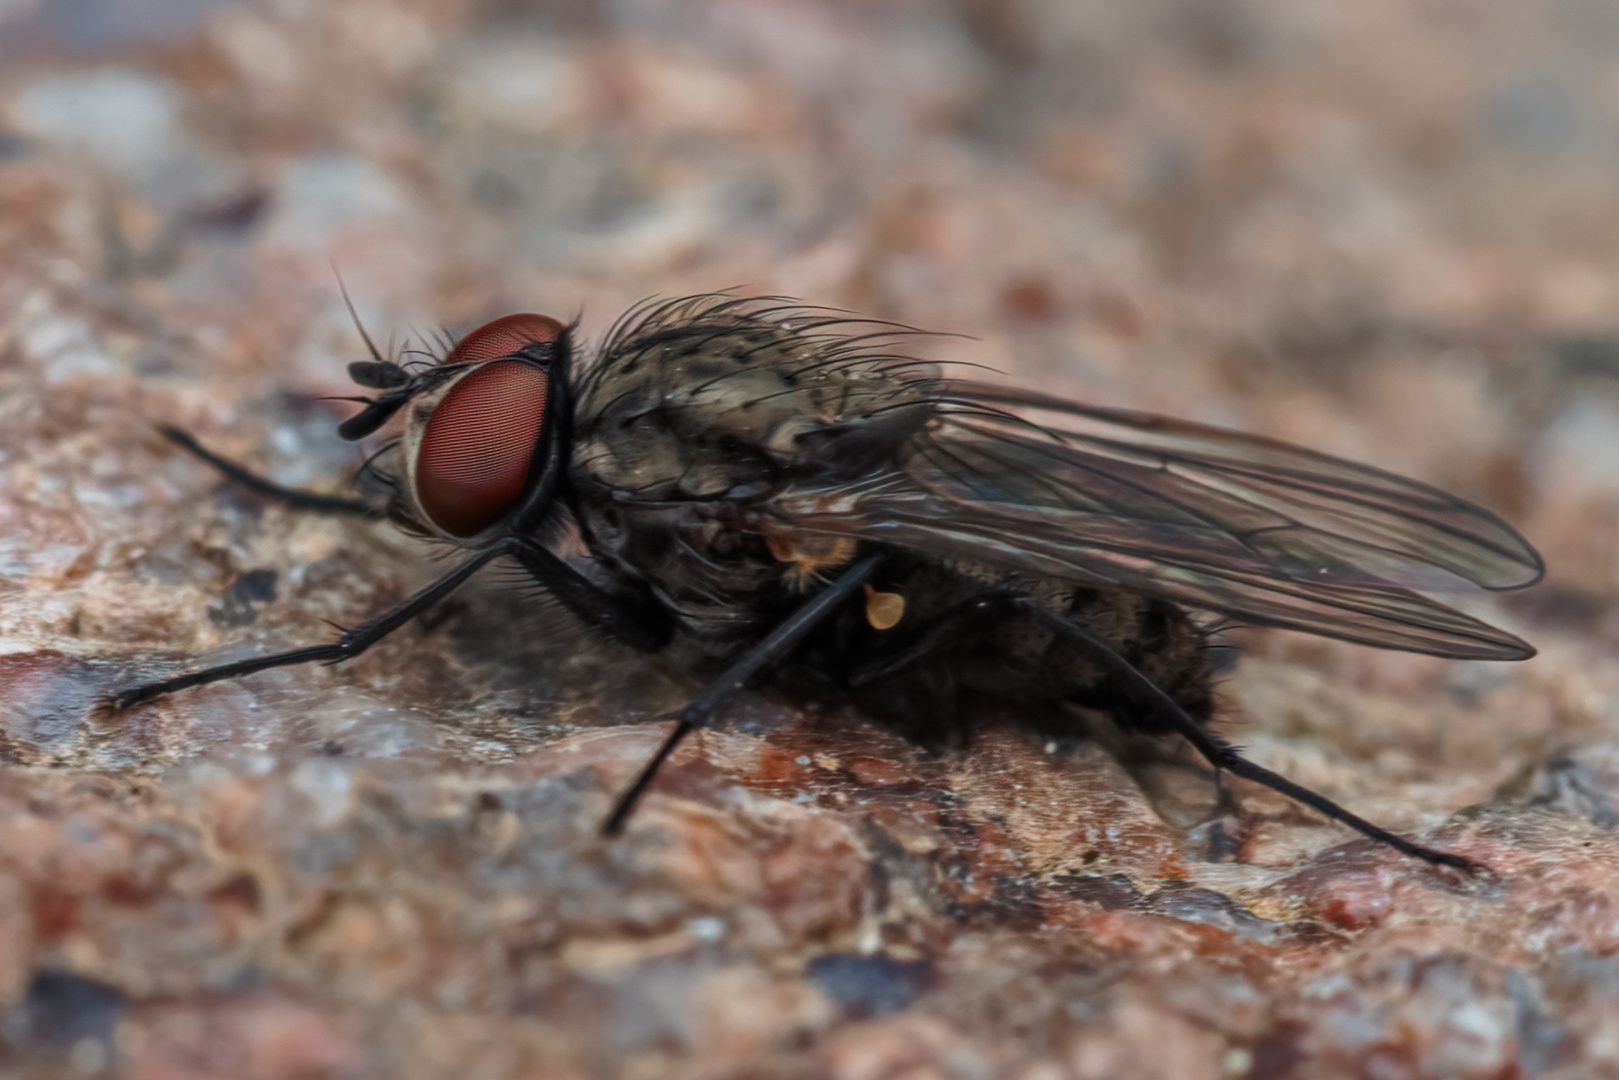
<box><xmin>1</xmin><ymin>1</ymin><xmax>1618</xmax><ymax>1077</ymax></box>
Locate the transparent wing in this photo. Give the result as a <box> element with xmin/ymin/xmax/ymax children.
<box><xmin>770</xmin><ymin>380</ymin><xmax>1542</xmax><ymax>660</ymax></box>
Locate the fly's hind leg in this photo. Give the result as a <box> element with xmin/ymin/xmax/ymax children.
<box><xmin>159</xmin><ymin>425</ymin><xmax>382</xmax><ymax>518</ymax></box>
<box><xmin>851</xmin><ymin>589</ymin><xmax>1476</xmax><ymax>872</ymax></box>
<box><xmin>1019</xmin><ymin>603</ymin><xmax>1480</xmax><ymax>873</ymax></box>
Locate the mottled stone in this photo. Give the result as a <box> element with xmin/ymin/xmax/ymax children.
<box><xmin>0</xmin><ymin>1</ymin><xmax>1617</xmax><ymax>1077</ymax></box>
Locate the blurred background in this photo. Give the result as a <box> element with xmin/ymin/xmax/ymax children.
<box><xmin>2</xmin><ymin>2</ymin><xmax>1619</xmax><ymax>1078</ymax></box>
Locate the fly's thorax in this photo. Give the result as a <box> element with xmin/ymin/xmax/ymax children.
<box><xmin>566</xmin><ymin>306</ymin><xmax>940</xmax><ymax>647</ymax></box>
<box><xmin>572</xmin><ymin>317</ymin><xmax>932</xmax><ymax>504</ymax></box>
<box><xmin>572</xmin><ymin>494</ymin><xmax>796</xmax><ymax>656</ymax></box>
<box><xmin>573</xmin><ymin>326</ymin><xmax>808</xmax><ymax>501</ymax></box>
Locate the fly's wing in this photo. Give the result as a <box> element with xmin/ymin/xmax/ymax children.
<box><xmin>770</xmin><ymin>380</ymin><xmax>1543</xmax><ymax>660</ymax></box>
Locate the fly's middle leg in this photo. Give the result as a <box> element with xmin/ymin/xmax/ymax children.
<box><xmin>602</xmin><ymin>552</ymin><xmax>887</xmax><ymax>836</ymax></box>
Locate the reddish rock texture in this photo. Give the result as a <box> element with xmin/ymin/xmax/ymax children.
<box><xmin>2</xmin><ymin>2</ymin><xmax>1618</xmax><ymax>1077</ymax></box>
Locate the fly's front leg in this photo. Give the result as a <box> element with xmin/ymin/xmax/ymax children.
<box><xmin>160</xmin><ymin>426</ymin><xmax>382</xmax><ymax>518</ymax></box>
<box><xmin>112</xmin><ymin>536</ymin><xmax>671</xmax><ymax>710</ymax></box>
<box><xmin>602</xmin><ymin>552</ymin><xmax>886</xmax><ymax>836</ymax></box>
<box><xmin>109</xmin><ymin>540</ymin><xmax>518</xmax><ymax>709</ymax></box>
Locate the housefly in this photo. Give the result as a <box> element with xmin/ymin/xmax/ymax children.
<box><xmin>111</xmin><ymin>295</ymin><xmax>1544</xmax><ymax>870</ymax></box>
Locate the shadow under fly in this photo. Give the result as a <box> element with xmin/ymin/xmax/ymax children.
<box><xmin>109</xmin><ymin>294</ymin><xmax>1544</xmax><ymax>872</ymax></box>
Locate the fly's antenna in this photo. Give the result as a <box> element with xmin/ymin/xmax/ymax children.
<box><xmin>331</xmin><ymin>263</ymin><xmax>390</xmax><ymax>368</ymax></box>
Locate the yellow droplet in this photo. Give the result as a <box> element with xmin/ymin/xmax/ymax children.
<box><xmin>864</xmin><ymin>585</ymin><xmax>905</xmax><ymax>630</ymax></box>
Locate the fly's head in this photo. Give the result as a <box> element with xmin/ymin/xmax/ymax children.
<box><xmin>341</xmin><ymin>313</ymin><xmax>574</xmax><ymax>543</ymax></box>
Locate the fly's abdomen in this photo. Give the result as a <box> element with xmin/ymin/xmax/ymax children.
<box><xmin>951</xmin><ymin>585</ymin><xmax>1215</xmax><ymax>726</ymax></box>
<box><xmin>841</xmin><ymin>562</ymin><xmax>1218</xmax><ymax>729</ymax></box>
<box><xmin>1056</xmin><ymin>587</ymin><xmax>1217</xmax><ymax>729</ymax></box>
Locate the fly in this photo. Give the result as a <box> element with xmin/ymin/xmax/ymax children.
<box><xmin>109</xmin><ymin>295</ymin><xmax>1544</xmax><ymax>872</ymax></box>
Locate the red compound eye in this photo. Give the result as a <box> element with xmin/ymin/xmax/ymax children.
<box><xmin>445</xmin><ymin>313</ymin><xmax>565</xmax><ymax>364</ymax></box>
<box><xmin>416</xmin><ymin>360</ymin><xmax>550</xmax><ymax>536</ymax></box>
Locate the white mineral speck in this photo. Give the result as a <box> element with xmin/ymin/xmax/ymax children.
<box><xmin>15</xmin><ymin>71</ymin><xmax>181</xmax><ymax>179</ymax></box>
<box><xmin>1532</xmin><ymin>395</ymin><xmax>1619</xmax><ymax>499</ymax></box>
<box><xmin>291</xmin><ymin>758</ymin><xmax>354</xmax><ymax>826</ymax></box>
<box><xmin>264</xmin><ymin>154</ymin><xmax>410</xmax><ymax>250</ymax></box>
